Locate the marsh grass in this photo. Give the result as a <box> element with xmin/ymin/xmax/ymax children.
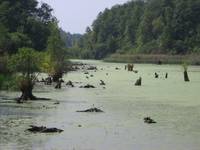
<box><xmin>104</xmin><ymin>54</ymin><xmax>200</xmax><ymax>65</ymax></box>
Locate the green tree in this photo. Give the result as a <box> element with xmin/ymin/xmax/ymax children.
<box><xmin>46</xmin><ymin>23</ymin><xmax>66</xmax><ymax>82</ymax></box>
<box><xmin>0</xmin><ymin>0</ymin><xmax>55</xmax><ymax>53</ymax></box>
<box><xmin>75</xmin><ymin>0</ymin><xmax>200</xmax><ymax>58</ymax></box>
<box><xmin>8</xmin><ymin>47</ymin><xmax>42</xmax><ymax>102</ymax></box>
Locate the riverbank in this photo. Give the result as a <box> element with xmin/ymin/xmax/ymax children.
<box><xmin>104</xmin><ymin>54</ymin><xmax>200</xmax><ymax>65</ymax></box>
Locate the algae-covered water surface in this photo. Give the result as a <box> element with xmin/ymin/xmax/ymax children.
<box><xmin>0</xmin><ymin>60</ymin><xmax>200</xmax><ymax>150</ymax></box>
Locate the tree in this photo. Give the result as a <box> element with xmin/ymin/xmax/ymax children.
<box><xmin>46</xmin><ymin>23</ymin><xmax>66</xmax><ymax>82</ymax></box>
<box><xmin>0</xmin><ymin>0</ymin><xmax>55</xmax><ymax>53</ymax></box>
<box><xmin>8</xmin><ymin>47</ymin><xmax>42</xmax><ymax>102</ymax></box>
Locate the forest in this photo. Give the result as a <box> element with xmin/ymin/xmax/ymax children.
<box><xmin>75</xmin><ymin>0</ymin><xmax>200</xmax><ymax>59</ymax></box>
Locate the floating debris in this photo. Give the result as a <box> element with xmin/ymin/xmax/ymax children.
<box><xmin>79</xmin><ymin>84</ymin><xmax>96</xmax><ymax>88</ymax></box>
<box><xmin>66</xmin><ymin>80</ymin><xmax>74</xmax><ymax>87</ymax></box>
<box><xmin>54</xmin><ymin>101</ymin><xmax>60</xmax><ymax>105</ymax></box>
<box><xmin>87</xmin><ymin>66</ymin><xmax>97</xmax><ymax>70</ymax></box>
<box><xmin>100</xmin><ymin>80</ymin><xmax>106</xmax><ymax>85</ymax></box>
<box><xmin>77</xmin><ymin>107</ymin><xmax>104</xmax><ymax>112</ymax></box>
<box><xmin>144</xmin><ymin>117</ymin><xmax>156</xmax><ymax>124</ymax></box>
<box><xmin>27</xmin><ymin>125</ymin><xmax>63</xmax><ymax>133</ymax></box>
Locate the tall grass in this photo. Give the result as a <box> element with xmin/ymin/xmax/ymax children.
<box><xmin>104</xmin><ymin>54</ymin><xmax>200</xmax><ymax>65</ymax></box>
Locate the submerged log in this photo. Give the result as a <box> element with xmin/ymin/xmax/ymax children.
<box><xmin>66</xmin><ymin>80</ymin><xmax>74</xmax><ymax>87</ymax></box>
<box><xmin>155</xmin><ymin>72</ymin><xmax>159</xmax><ymax>78</ymax></box>
<box><xmin>87</xmin><ymin>66</ymin><xmax>97</xmax><ymax>70</ymax></box>
<box><xmin>135</xmin><ymin>77</ymin><xmax>142</xmax><ymax>86</ymax></box>
<box><xmin>77</xmin><ymin>107</ymin><xmax>104</xmax><ymax>112</ymax></box>
<box><xmin>27</xmin><ymin>125</ymin><xmax>63</xmax><ymax>133</ymax></box>
<box><xmin>79</xmin><ymin>84</ymin><xmax>96</xmax><ymax>88</ymax></box>
<box><xmin>54</xmin><ymin>101</ymin><xmax>60</xmax><ymax>105</ymax></box>
<box><xmin>144</xmin><ymin>117</ymin><xmax>156</xmax><ymax>124</ymax></box>
<box><xmin>100</xmin><ymin>80</ymin><xmax>106</xmax><ymax>85</ymax></box>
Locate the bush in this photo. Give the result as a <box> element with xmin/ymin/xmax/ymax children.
<box><xmin>0</xmin><ymin>74</ymin><xmax>18</xmax><ymax>90</ymax></box>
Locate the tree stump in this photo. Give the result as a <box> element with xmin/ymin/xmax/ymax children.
<box><xmin>135</xmin><ymin>77</ymin><xmax>142</xmax><ymax>86</ymax></box>
<box><xmin>55</xmin><ymin>80</ymin><xmax>62</xmax><ymax>89</ymax></box>
<box><xmin>165</xmin><ymin>73</ymin><xmax>168</xmax><ymax>79</ymax></box>
<box><xmin>155</xmin><ymin>72</ymin><xmax>159</xmax><ymax>78</ymax></box>
<box><xmin>184</xmin><ymin>71</ymin><xmax>190</xmax><ymax>82</ymax></box>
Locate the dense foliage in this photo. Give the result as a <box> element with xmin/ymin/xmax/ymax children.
<box><xmin>0</xmin><ymin>0</ymin><xmax>68</xmax><ymax>98</ymax></box>
<box><xmin>0</xmin><ymin>0</ymin><xmax>55</xmax><ymax>53</ymax></box>
<box><xmin>8</xmin><ymin>47</ymin><xmax>42</xmax><ymax>100</ymax></box>
<box><xmin>76</xmin><ymin>0</ymin><xmax>200</xmax><ymax>59</ymax></box>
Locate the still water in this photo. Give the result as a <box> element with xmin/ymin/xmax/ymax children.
<box><xmin>0</xmin><ymin>60</ymin><xmax>200</xmax><ymax>150</ymax></box>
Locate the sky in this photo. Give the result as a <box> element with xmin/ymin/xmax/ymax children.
<box><xmin>38</xmin><ymin>0</ymin><xmax>129</xmax><ymax>34</ymax></box>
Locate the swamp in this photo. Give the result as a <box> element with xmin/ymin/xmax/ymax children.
<box><xmin>0</xmin><ymin>60</ymin><xmax>200</xmax><ymax>150</ymax></box>
<box><xmin>1</xmin><ymin>0</ymin><xmax>200</xmax><ymax>149</ymax></box>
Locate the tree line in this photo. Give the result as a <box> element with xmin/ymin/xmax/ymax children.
<box><xmin>74</xmin><ymin>0</ymin><xmax>200</xmax><ymax>59</ymax></box>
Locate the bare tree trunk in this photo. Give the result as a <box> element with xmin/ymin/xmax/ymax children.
<box><xmin>17</xmin><ymin>79</ymin><xmax>36</xmax><ymax>102</ymax></box>
<box><xmin>52</xmin><ymin>71</ymin><xmax>63</xmax><ymax>82</ymax></box>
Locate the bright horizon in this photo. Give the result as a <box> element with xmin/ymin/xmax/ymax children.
<box><xmin>38</xmin><ymin>0</ymin><xmax>129</xmax><ymax>34</ymax></box>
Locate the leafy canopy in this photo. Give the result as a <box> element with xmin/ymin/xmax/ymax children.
<box><xmin>8</xmin><ymin>47</ymin><xmax>42</xmax><ymax>77</ymax></box>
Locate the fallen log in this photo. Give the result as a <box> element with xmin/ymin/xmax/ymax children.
<box><xmin>144</xmin><ymin>117</ymin><xmax>156</xmax><ymax>124</ymax></box>
<box><xmin>27</xmin><ymin>125</ymin><xmax>63</xmax><ymax>133</ymax></box>
<box><xmin>77</xmin><ymin>107</ymin><xmax>103</xmax><ymax>112</ymax></box>
<box><xmin>79</xmin><ymin>84</ymin><xmax>96</xmax><ymax>88</ymax></box>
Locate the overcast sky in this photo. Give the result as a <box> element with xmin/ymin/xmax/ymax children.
<box><xmin>38</xmin><ymin>0</ymin><xmax>129</xmax><ymax>34</ymax></box>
